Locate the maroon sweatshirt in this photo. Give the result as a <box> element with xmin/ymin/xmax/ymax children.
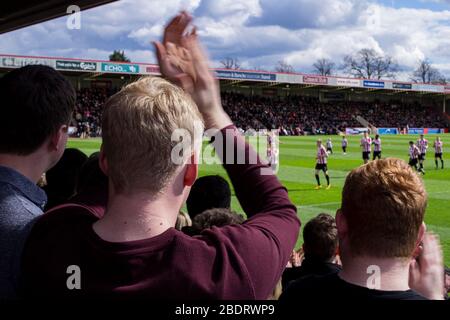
<box><xmin>21</xmin><ymin>126</ymin><xmax>300</xmax><ymax>300</ymax></box>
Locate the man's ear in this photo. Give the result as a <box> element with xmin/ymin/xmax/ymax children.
<box><xmin>99</xmin><ymin>145</ymin><xmax>108</xmax><ymax>176</ymax></box>
<box><xmin>49</xmin><ymin>125</ymin><xmax>68</xmax><ymax>151</ymax></box>
<box><xmin>336</xmin><ymin>209</ymin><xmax>348</xmax><ymax>239</ymax></box>
<box><xmin>183</xmin><ymin>154</ymin><xmax>198</xmax><ymax>187</ymax></box>
<box><xmin>412</xmin><ymin>222</ymin><xmax>426</xmax><ymax>258</ymax></box>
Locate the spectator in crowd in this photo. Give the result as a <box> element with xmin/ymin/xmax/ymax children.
<box><xmin>282</xmin><ymin>213</ymin><xmax>341</xmax><ymax>291</ymax></box>
<box><xmin>21</xmin><ymin>12</ymin><xmax>300</xmax><ymax>300</ymax></box>
<box><xmin>69</xmin><ymin>152</ymin><xmax>108</xmax><ymax>219</ymax></box>
<box><xmin>189</xmin><ymin>208</ymin><xmax>244</xmax><ymax>235</ymax></box>
<box><xmin>43</xmin><ymin>148</ymin><xmax>87</xmax><ymax>210</ymax></box>
<box><xmin>0</xmin><ymin>65</ymin><xmax>75</xmax><ymax>299</ymax></box>
<box><xmin>280</xmin><ymin>158</ymin><xmax>444</xmax><ymax>305</ymax></box>
<box><xmin>186</xmin><ymin>175</ymin><xmax>232</xmax><ymax>219</ymax></box>
<box><xmin>70</xmin><ymin>85</ymin><xmax>448</xmax><ymax>138</ymax></box>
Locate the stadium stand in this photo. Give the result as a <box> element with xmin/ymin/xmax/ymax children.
<box><xmin>71</xmin><ymin>88</ymin><xmax>448</xmax><ymax>137</ymax></box>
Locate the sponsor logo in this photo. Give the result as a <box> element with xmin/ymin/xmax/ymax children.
<box><xmin>393</xmin><ymin>83</ymin><xmax>412</xmax><ymax>90</ymax></box>
<box><xmin>215</xmin><ymin>70</ymin><xmax>276</xmax><ymax>81</ymax></box>
<box><xmin>345</xmin><ymin>127</ymin><xmax>369</xmax><ymax>135</ymax></box>
<box><xmin>101</xmin><ymin>63</ymin><xmax>139</xmax><ymax>73</ymax></box>
<box><xmin>377</xmin><ymin>128</ymin><xmax>398</xmax><ymax>135</ymax></box>
<box><xmin>414</xmin><ymin>84</ymin><xmax>442</xmax><ymax>92</ymax></box>
<box><xmin>56</xmin><ymin>60</ymin><xmax>96</xmax><ymax>71</ymax></box>
<box><xmin>363</xmin><ymin>80</ymin><xmax>385</xmax><ymax>88</ymax></box>
<box><xmin>145</xmin><ymin>65</ymin><xmax>160</xmax><ymax>74</ymax></box>
<box><xmin>336</xmin><ymin>78</ymin><xmax>360</xmax><ymax>87</ymax></box>
<box><xmin>303</xmin><ymin>75</ymin><xmax>328</xmax><ymax>84</ymax></box>
<box><xmin>1</xmin><ymin>56</ymin><xmax>54</xmax><ymax>68</ymax></box>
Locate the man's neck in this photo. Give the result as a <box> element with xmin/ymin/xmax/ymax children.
<box><xmin>0</xmin><ymin>153</ymin><xmax>46</xmax><ymax>183</ymax></box>
<box><xmin>93</xmin><ymin>191</ymin><xmax>180</xmax><ymax>242</ymax></box>
<box><xmin>339</xmin><ymin>255</ymin><xmax>411</xmax><ymax>291</ymax></box>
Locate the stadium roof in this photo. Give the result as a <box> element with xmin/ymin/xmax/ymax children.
<box><xmin>0</xmin><ymin>0</ymin><xmax>117</xmax><ymax>35</ymax></box>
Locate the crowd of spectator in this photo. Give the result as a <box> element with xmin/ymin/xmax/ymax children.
<box><xmin>222</xmin><ymin>92</ymin><xmax>448</xmax><ymax>135</ymax></box>
<box><xmin>0</xmin><ymin>12</ymin><xmax>447</xmax><ymax>307</ymax></box>
<box><xmin>72</xmin><ymin>89</ymin><xmax>448</xmax><ymax>138</ymax></box>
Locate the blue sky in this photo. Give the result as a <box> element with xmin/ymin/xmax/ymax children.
<box><xmin>0</xmin><ymin>0</ymin><xmax>449</xmax><ymax>80</ymax></box>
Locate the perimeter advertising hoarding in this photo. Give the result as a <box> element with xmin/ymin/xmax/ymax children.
<box><xmin>56</xmin><ymin>60</ymin><xmax>97</xmax><ymax>71</ymax></box>
<box><xmin>303</xmin><ymin>75</ymin><xmax>328</xmax><ymax>84</ymax></box>
<box><xmin>336</xmin><ymin>78</ymin><xmax>360</xmax><ymax>87</ymax></box>
<box><xmin>393</xmin><ymin>83</ymin><xmax>412</xmax><ymax>90</ymax></box>
<box><xmin>1</xmin><ymin>56</ymin><xmax>54</xmax><ymax>68</ymax></box>
<box><xmin>215</xmin><ymin>70</ymin><xmax>276</xmax><ymax>81</ymax></box>
<box><xmin>408</xmin><ymin>128</ymin><xmax>424</xmax><ymax>134</ymax></box>
<box><xmin>377</xmin><ymin>128</ymin><xmax>399</xmax><ymax>135</ymax></box>
<box><xmin>363</xmin><ymin>80</ymin><xmax>385</xmax><ymax>89</ymax></box>
<box><xmin>345</xmin><ymin>127</ymin><xmax>369</xmax><ymax>135</ymax></box>
<box><xmin>414</xmin><ymin>84</ymin><xmax>442</xmax><ymax>92</ymax></box>
<box><xmin>101</xmin><ymin>62</ymin><xmax>139</xmax><ymax>74</ymax></box>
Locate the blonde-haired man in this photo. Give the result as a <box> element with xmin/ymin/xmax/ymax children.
<box><xmin>22</xmin><ymin>12</ymin><xmax>300</xmax><ymax>300</ymax></box>
<box><xmin>281</xmin><ymin>158</ymin><xmax>444</xmax><ymax>305</ymax></box>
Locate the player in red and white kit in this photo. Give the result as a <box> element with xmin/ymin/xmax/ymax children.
<box><xmin>314</xmin><ymin>139</ymin><xmax>331</xmax><ymax>190</ymax></box>
<box><xmin>416</xmin><ymin>134</ymin><xmax>428</xmax><ymax>173</ymax></box>
<box><xmin>409</xmin><ymin>141</ymin><xmax>424</xmax><ymax>174</ymax></box>
<box><xmin>341</xmin><ymin>136</ymin><xmax>348</xmax><ymax>155</ymax></box>
<box><xmin>360</xmin><ymin>131</ymin><xmax>372</xmax><ymax>164</ymax></box>
<box><xmin>266</xmin><ymin>130</ymin><xmax>279</xmax><ymax>171</ymax></box>
<box><xmin>372</xmin><ymin>134</ymin><xmax>382</xmax><ymax>160</ymax></box>
<box><xmin>433</xmin><ymin>136</ymin><xmax>444</xmax><ymax>169</ymax></box>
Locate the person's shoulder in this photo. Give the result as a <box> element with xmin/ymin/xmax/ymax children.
<box><xmin>30</xmin><ymin>204</ymin><xmax>98</xmax><ymax>240</ymax></box>
<box><xmin>0</xmin><ymin>184</ymin><xmax>43</xmax><ymax>226</ymax></box>
<box><xmin>281</xmin><ymin>272</ymin><xmax>339</xmax><ymax>300</ymax></box>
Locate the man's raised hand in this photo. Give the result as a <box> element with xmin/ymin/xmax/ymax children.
<box><xmin>154</xmin><ymin>12</ymin><xmax>232</xmax><ymax>129</ymax></box>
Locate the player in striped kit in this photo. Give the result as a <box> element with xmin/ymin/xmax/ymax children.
<box><xmin>360</xmin><ymin>131</ymin><xmax>372</xmax><ymax>164</ymax></box>
<box><xmin>409</xmin><ymin>141</ymin><xmax>424</xmax><ymax>174</ymax></box>
<box><xmin>372</xmin><ymin>134</ymin><xmax>382</xmax><ymax>160</ymax></box>
<box><xmin>433</xmin><ymin>136</ymin><xmax>444</xmax><ymax>169</ymax></box>
<box><xmin>266</xmin><ymin>130</ymin><xmax>279</xmax><ymax>171</ymax></box>
<box><xmin>314</xmin><ymin>139</ymin><xmax>331</xmax><ymax>190</ymax></box>
<box><xmin>341</xmin><ymin>136</ymin><xmax>348</xmax><ymax>155</ymax></box>
<box><xmin>326</xmin><ymin>138</ymin><xmax>333</xmax><ymax>154</ymax></box>
<box><xmin>416</xmin><ymin>134</ymin><xmax>428</xmax><ymax>173</ymax></box>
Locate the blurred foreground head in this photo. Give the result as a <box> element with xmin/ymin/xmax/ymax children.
<box><xmin>186</xmin><ymin>175</ymin><xmax>231</xmax><ymax>219</ymax></box>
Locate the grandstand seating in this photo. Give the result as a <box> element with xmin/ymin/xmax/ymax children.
<box><xmin>73</xmin><ymin>88</ymin><xmax>449</xmax><ymax>137</ymax></box>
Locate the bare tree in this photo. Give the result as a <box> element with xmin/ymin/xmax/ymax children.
<box><xmin>275</xmin><ymin>60</ymin><xmax>295</xmax><ymax>73</ymax></box>
<box><xmin>312</xmin><ymin>58</ymin><xmax>335</xmax><ymax>76</ymax></box>
<box><xmin>220</xmin><ymin>57</ymin><xmax>241</xmax><ymax>70</ymax></box>
<box><xmin>412</xmin><ymin>59</ymin><xmax>447</xmax><ymax>84</ymax></box>
<box><xmin>342</xmin><ymin>48</ymin><xmax>397</xmax><ymax>79</ymax></box>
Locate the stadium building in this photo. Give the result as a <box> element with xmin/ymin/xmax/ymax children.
<box><xmin>0</xmin><ymin>53</ymin><xmax>448</xmax><ymax>136</ymax></box>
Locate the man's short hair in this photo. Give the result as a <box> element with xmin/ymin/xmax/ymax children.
<box><xmin>102</xmin><ymin>76</ymin><xmax>203</xmax><ymax>195</ymax></box>
<box><xmin>0</xmin><ymin>65</ymin><xmax>75</xmax><ymax>155</ymax></box>
<box><xmin>303</xmin><ymin>213</ymin><xmax>338</xmax><ymax>262</ymax></box>
<box><xmin>192</xmin><ymin>208</ymin><xmax>244</xmax><ymax>232</ymax></box>
<box><xmin>186</xmin><ymin>175</ymin><xmax>231</xmax><ymax>218</ymax></box>
<box><xmin>341</xmin><ymin>158</ymin><xmax>427</xmax><ymax>258</ymax></box>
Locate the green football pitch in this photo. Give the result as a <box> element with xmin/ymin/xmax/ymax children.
<box><xmin>67</xmin><ymin>134</ymin><xmax>450</xmax><ymax>266</ymax></box>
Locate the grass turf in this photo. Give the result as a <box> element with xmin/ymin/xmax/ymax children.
<box><xmin>67</xmin><ymin>134</ymin><xmax>450</xmax><ymax>265</ymax></box>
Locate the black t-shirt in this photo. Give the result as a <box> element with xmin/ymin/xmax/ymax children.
<box><xmin>282</xmin><ymin>259</ymin><xmax>341</xmax><ymax>291</ymax></box>
<box><xmin>280</xmin><ymin>272</ymin><xmax>427</xmax><ymax>307</ymax></box>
